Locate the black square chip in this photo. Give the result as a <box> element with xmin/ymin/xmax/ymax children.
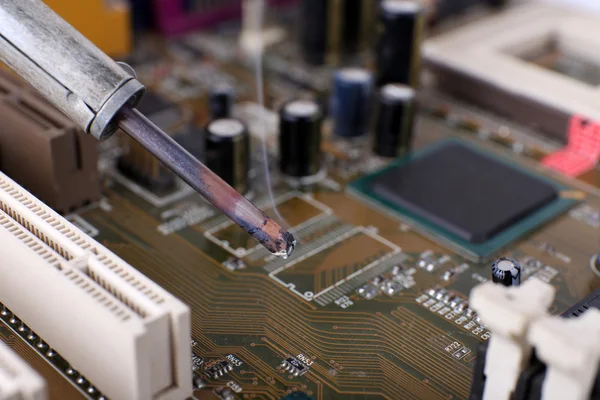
<box><xmin>369</xmin><ymin>142</ymin><xmax>557</xmax><ymax>243</ymax></box>
<box><xmin>350</xmin><ymin>140</ymin><xmax>576</xmax><ymax>260</ymax></box>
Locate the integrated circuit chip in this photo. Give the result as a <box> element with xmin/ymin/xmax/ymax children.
<box><xmin>350</xmin><ymin>140</ymin><xmax>578</xmax><ymax>261</ymax></box>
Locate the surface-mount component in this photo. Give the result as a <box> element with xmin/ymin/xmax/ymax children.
<box><xmin>205</xmin><ymin>118</ymin><xmax>250</xmax><ymax>195</ymax></box>
<box><xmin>281</xmin><ymin>357</ymin><xmax>310</xmax><ymax>376</ymax></box>
<box><xmin>492</xmin><ymin>257</ymin><xmax>522</xmax><ymax>287</ymax></box>
<box><xmin>0</xmin><ymin>171</ymin><xmax>191</xmax><ymax>400</ymax></box>
<box><xmin>214</xmin><ymin>386</ymin><xmax>235</xmax><ymax>400</ymax></box>
<box><xmin>0</xmin><ymin>70</ymin><xmax>100</xmax><ymax>214</ymax></box>
<box><xmin>203</xmin><ymin>360</ymin><xmax>232</xmax><ymax>380</ymax></box>
<box><xmin>331</xmin><ymin>68</ymin><xmax>373</xmax><ymax>139</ymax></box>
<box><xmin>279</xmin><ymin>99</ymin><xmax>323</xmax><ymax>181</ymax></box>
<box><xmin>0</xmin><ymin>341</ymin><xmax>47</xmax><ymax>400</ymax></box>
<box><xmin>375</xmin><ymin>0</ymin><xmax>424</xmax><ymax>88</ymax></box>
<box><xmin>373</xmin><ymin>83</ymin><xmax>416</xmax><ymax>158</ymax></box>
<box><xmin>424</xmin><ymin>3</ymin><xmax>600</xmax><ymax>142</ymax></box>
<box><xmin>349</xmin><ymin>140</ymin><xmax>577</xmax><ymax>260</ymax></box>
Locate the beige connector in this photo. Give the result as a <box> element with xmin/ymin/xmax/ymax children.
<box><xmin>0</xmin><ymin>170</ymin><xmax>192</xmax><ymax>400</ymax></box>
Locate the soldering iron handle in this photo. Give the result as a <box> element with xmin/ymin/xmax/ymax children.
<box><xmin>0</xmin><ymin>0</ymin><xmax>145</xmax><ymax>140</ymax></box>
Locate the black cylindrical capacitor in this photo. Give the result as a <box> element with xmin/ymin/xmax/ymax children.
<box><xmin>205</xmin><ymin>118</ymin><xmax>250</xmax><ymax>195</ymax></box>
<box><xmin>331</xmin><ymin>68</ymin><xmax>373</xmax><ymax>138</ymax></box>
<box><xmin>279</xmin><ymin>99</ymin><xmax>323</xmax><ymax>179</ymax></box>
<box><xmin>342</xmin><ymin>0</ymin><xmax>363</xmax><ymax>55</ymax></box>
<box><xmin>373</xmin><ymin>84</ymin><xmax>416</xmax><ymax>158</ymax></box>
<box><xmin>491</xmin><ymin>257</ymin><xmax>522</xmax><ymax>287</ymax></box>
<box><xmin>375</xmin><ymin>0</ymin><xmax>425</xmax><ymax>87</ymax></box>
<box><xmin>299</xmin><ymin>0</ymin><xmax>331</xmax><ymax>65</ymax></box>
<box><xmin>208</xmin><ymin>83</ymin><xmax>235</xmax><ymax>120</ymax></box>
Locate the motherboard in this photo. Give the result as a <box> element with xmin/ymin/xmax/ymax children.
<box><xmin>1</xmin><ymin>1</ymin><xmax>600</xmax><ymax>400</ymax></box>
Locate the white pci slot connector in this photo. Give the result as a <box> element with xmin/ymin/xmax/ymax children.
<box><xmin>0</xmin><ymin>341</ymin><xmax>46</xmax><ymax>400</ymax></box>
<box><xmin>0</xmin><ymin>171</ymin><xmax>192</xmax><ymax>400</ymax></box>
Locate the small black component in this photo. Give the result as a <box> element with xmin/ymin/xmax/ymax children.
<box><xmin>214</xmin><ymin>386</ymin><xmax>235</xmax><ymax>400</ymax></box>
<box><xmin>368</xmin><ymin>142</ymin><xmax>558</xmax><ymax>243</ymax></box>
<box><xmin>491</xmin><ymin>257</ymin><xmax>522</xmax><ymax>287</ymax></box>
<box><xmin>561</xmin><ymin>288</ymin><xmax>600</xmax><ymax>318</ymax></box>
<box><xmin>208</xmin><ymin>83</ymin><xmax>235</xmax><ymax>120</ymax></box>
<box><xmin>204</xmin><ymin>359</ymin><xmax>233</xmax><ymax>379</ymax></box>
<box><xmin>373</xmin><ymin>84</ymin><xmax>416</xmax><ymax>158</ymax></box>
<box><xmin>205</xmin><ymin>118</ymin><xmax>250</xmax><ymax>195</ymax></box>
<box><xmin>279</xmin><ymin>99</ymin><xmax>323</xmax><ymax>179</ymax></box>
<box><xmin>281</xmin><ymin>393</ymin><xmax>314</xmax><ymax>400</ymax></box>
<box><xmin>331</xmin><ymin>68</ymin><xmax>373</xmax><ymax>138</ymax></box>
<box><xmin>375</xmin><ymin>0</ymin><xmax>425</xmax><ymax>87</ymax></box>
<box><xmin>281</xmin><ymin>357</ymin><xmax>309</xmax><ymax>376</ymax></box>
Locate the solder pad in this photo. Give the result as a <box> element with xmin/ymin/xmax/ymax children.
<box><xmin>349</xmin><ymin>139</ymin><xmax>578</xmax><ymax>261</ymax></box>
<box><xmin>205</xmin><ymin>192</ymin><xmax>331</xmax><ymax>256</ymax></box>
<box><xmin>269</xmin><ymin>226</ymin><xmax>401</xmax><ymax>301</ymax></box>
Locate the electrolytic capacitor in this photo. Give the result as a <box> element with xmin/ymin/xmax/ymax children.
<box><xmin>300</xmin><ymin>0</ymin><xmax>375</xmax><ymax>65</ymax></box>
<box><xmin>491</xmin><ymin>257</ymin><xmax>522</xmax><ymax>287</ymax></box>
<box><xmin>208</xmin><ymin>83</ymin><xmax>235</xmax><ymax>120</ymax></box>
<box><xmin>375</xmin><ymin>0</ymin><xmax>425</xmax><ymax>88</ymax></box>
<box><xmin>279</xmin><ymin>99</ymin><xmax>323</xmax><ymax>180</ymax></box>
<box><xmin>373</xmin><ymin>84</ymin><xmax>416</xmax><ymax>158</ymax></box>
<box><xmin>205</xmin><ymin>118</ymin><xmax>250</xmax><ymax>195</ymax></box>
<box><xmin>299</xmin><ymin>0</ymin><xmax>334</xmax><ymax>65</ymax></box>
<box><xmin>331</xmin><ymin>68</ymin><xmax>373</xmax><ymax>138</ymax></box>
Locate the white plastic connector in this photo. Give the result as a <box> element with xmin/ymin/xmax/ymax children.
<box><xmin>528</xmin><ymin>309</ymin><xmax>600</xmax><ymax>400</ymax></box>
<box><xmin>0</xmin><ymin>341</ymin><xmax>47</xmax><ymax>400</ymax></box>
<box><xmin>469</xmin><ymin>279</ymin><xmax>555</xmax><ymax>400</ymax></box>
<box><xmin>0</xmin><ymin>171</ymin><xmax>191</xmax><ymax>400</ymax></box>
